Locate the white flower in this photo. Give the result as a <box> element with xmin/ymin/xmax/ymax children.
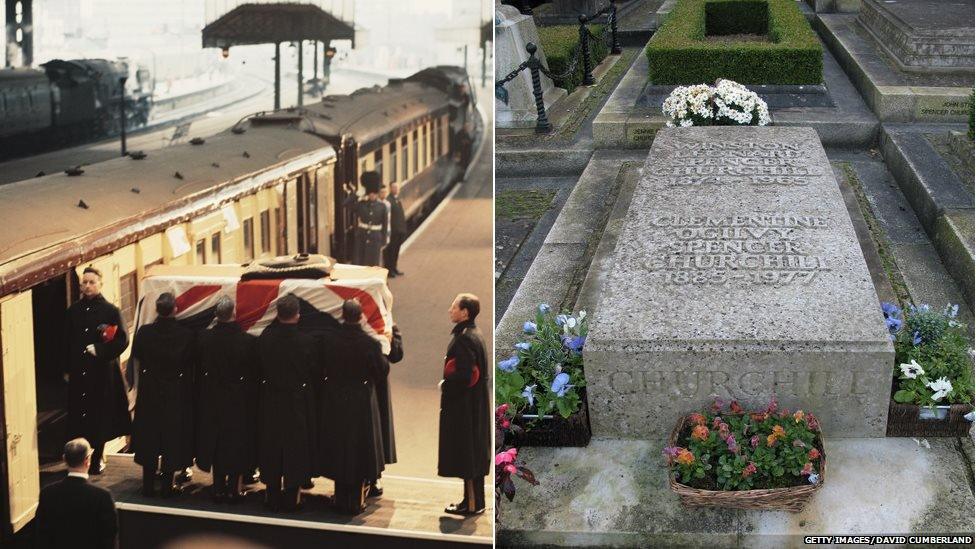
<box><xmin>578</xmin><ymin>310</ymin><xmax>586</xmax><ymax>319</ymax></box>
<box><xmin>565</xmin><ymin>317</ymin><xmax>577</xmax><ymax>329</ymax></box>
<box><xmin>926</xmin><ymin>377</ymin><xmax>953</xmax><ymax>402</ymax></box>
<box><xmin>899</xmin><ymin>359</ymin><xmax>924</xmax><ymax>379</ymax></box>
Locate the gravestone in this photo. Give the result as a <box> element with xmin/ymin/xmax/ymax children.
<box><xmin>585</xmin><ymin>126</ymin><xmax>893</xmax><ymax>439</ymax></box>
<box><xmin>858</xmin><ymin>0</ymin><xmax>974</xmax><ymax>72</ymax></box>
<box><xmin>495</xmin><ymin>2</ymin><xmax>567</xmax><ymax>128</ymax></box>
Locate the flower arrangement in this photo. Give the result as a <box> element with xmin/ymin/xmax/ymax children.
<box><xmin>662</xmin><ymin>79</ymin><xmax>771</xmax><ymax>128</ymax></box>
<box><xmin>495</xmin><ymin>304</ymin><xmax>588</xmax><ymax>419</ymax></box>
<box><xmin>495</xmin><ymin>404</ymin><xmax>538</xmax><ymax>521</ymax></box>
<box><xmin>665</xmin><ymin>397</ymin><xmax>823</xmax><ymax>491</ymax></box>
<box><xmin>883</xmin><ymin>302</ymin><xmax>974</xmax><ymax>407</ymax></box>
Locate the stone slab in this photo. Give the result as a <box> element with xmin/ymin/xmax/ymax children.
<box><xmin>857</xmin><ymin>0</ymin><xmax>975</xmax><ymax>72</ymax></box>
<box><xmin>816</xmin><ymin>14</ymin><xmax>974</xmax><ymax>123</ymax></box>
<box><xmin>592</xmin><ymin>35</ymin><xmax>880</xmax><ymax>149</ymax></box>
<box><xmin>497</xmin><ymin>437</ymin><xmax>976</xmax><ymax>547</ymax></box>
<box><xmin>586</xmin><ymin>127</ymin><xmax>893</xmax><ymax>439</ymax></box>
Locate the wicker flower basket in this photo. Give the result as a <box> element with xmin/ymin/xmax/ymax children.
<box><xmin>667</xmin><ymin>413</ymin><xmax>826</xmax><ymax>513</ymax></box>
<box><xmin>512</xmin><ymin>388</ymin><xmax>592</xmax><ymax>447</ymax></box>
<box><xmin>886</xmin><ymin>401</ymin><xmax>974</xmax><ymax>437</ymax></box>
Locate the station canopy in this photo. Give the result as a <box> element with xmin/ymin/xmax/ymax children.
<box><xmin>202</xmin><ymin>3</ymin><xmax>355</xmax><ymax>49</ymax></box>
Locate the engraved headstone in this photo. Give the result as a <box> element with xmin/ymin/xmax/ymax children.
<box><xmin>495</xmin><ymin>1</ymin><xmax>567</xmax><ymax>128</ymax></box>
<box><xmin>586</xmin><ymin>127</ymin><xmax>893</xmax><ymax>439</ymax></box>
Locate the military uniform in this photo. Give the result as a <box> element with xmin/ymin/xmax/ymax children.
<box><xmin>437</xmin><ymin>319</ymin><xmax>490</xmax><ymax>511</ymax></box>
<box><xmin>319</xmin><ymin>323</ymin><xmax>386</xmax><ymax>514</ymax></box>
<box><xmin>257</xmin><ymin>320</ymin><xmax>318</xmax><ymax>510</ymax></box>
<box><xmin>351</xmin><ymin>198</ymin><xmax>388</xmax><ymax>267</ymax></box>
<box><xmin>65</xmin><ymin>294</ymin><xmax>131</xmax><ymax>474</ymax></box>
<box><xmin>384</xmin><ymin>194</ymin><xmax>407</xmax><ymax>274</ymax></box>
<box><xmin>131</xmin><ymin>316</ymin><xmax>196</xmax><ymax>493</ymax></box>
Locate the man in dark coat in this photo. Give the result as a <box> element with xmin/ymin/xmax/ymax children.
<box><xmin>131</xmin><ymin>292</ymin><xmax>196</xmax><ymax>497</ymax></box>
<box><xmin>65</xmin><ymin>266</ymin><xmax>131</xmax><ymax>475</ymax></box>
<box><xmin>438</xmin><ymin>293</ymin><xmax>490</xmax><ymax>516</ymax></box>
<box><xmin>345</xmin><ymin>171</ymin><xmax>388</xmax><ymax>267</ymax></box>
<box><xmin>35</xmin><ymin>438</ymin><xmax>118</xmax><ymax>549</ymax></box>
<box><xmin>257</xmin><ymin>294</ymin><xmax>318</xmax><ymax>512</ymax></box>
<box><xmin>383</xmin><ymin>182</ymin><xmax>407</xmax><ymax>277</ymax></box>
<box><xmin>196</xmin><ymin>296</ymin><xmax>257</xmax><ymax>503</ymax></box>
<box><xmin>319</xmin><ymin>300</ymin><xmax>386</xmax><ymax>514</ymax></box>
<box><xmin>368</xmin><ymin>323</ymin><xmax>403</xmax><ymax>498</ymax></box>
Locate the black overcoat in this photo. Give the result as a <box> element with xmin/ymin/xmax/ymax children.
<box><xmin>35</xmin><ymin>476</ymin><xmax>117</xmax><ymax>549</ymax></box>
<box><xmin>195</xmin><ymin>321</ymin><xmax>257</xmax><ymax>473</ymax></box>
<box><xmin>375</xmin><ymin>325</ymin><xmax>403</xmax><ymax>465</ymax></box>
<box><xmin>437</xmin><ymin>320</ymin><xmax>491</xmax><ymax>479</ymax></box>
<box><xmin>65</xmin><ymin>295</ymin><xmax>131</xmax><ymax>446</ymax></box>
<box><xmin>387</xmin><ymin>195</ymin><xmax>407</xmax><ymax>236</ymax></box>
<box><xmin>319</xmin><ymin>323</ymin><xmax>386</xmax><ymax>484</ymax></box>
<box><xmin>131</xmin><ymin>317</ymin><xmax>196</xmax><ymax>471</ymax></box>
<box><xmin>256</xmin><ymin>321</ymin><xmax>318</xmax><ymax>485</ymax></box>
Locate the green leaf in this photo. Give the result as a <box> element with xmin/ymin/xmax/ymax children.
<box><xmin>893</xmin><ymin>389</ymin><xmax>916</xmax><ymax>403</ymax></box>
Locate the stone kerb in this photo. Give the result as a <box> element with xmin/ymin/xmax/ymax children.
<box><xmin>585</xmin><ymin>126</ymin><xmax>894</xmax><ymax>440</ymax></box>
<box><xmin>495</xmin><ymin>4</ymin><xmax>568</xmax><ymax>128</ymax></box>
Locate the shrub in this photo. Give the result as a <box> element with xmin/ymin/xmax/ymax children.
<box><xmin>537</xmin><ymin>24</ymin><xmax>608</xmax><ymax>94</ymax></box>
<box><xmin>646</xmin><ymin>0</ymin><xmax>822</xmax><ymax>85</ymax></box>
<box><xmin>882</xmin><ymin>302</ymin><xmax>974</xmax><ymax>406</ymax></box>
<box><xmin>665</xmin><ymin>398</ymin><xmax>824</xmax><ymax>491</ymax></box>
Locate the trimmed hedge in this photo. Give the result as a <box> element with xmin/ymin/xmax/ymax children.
<box><xmin>646</xmin><ymin>0</ymin><xmax>822</xmax><ymax>85</ymax></box>
<box><xmin>538</xmin><ymin>24</ymin><xmax>608</xmax><ymax>94</ymax></box>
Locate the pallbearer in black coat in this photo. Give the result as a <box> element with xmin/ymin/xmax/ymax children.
<box><xmin>35</xmin><ymin>438</ymin><xmax>118</xmax><ymax>549</ymax></box>
<box><xmin>383</xmin><ymin>181</ymin><xmax>407</xmax><ymax>277</ymax></box>
<box><xmin>131</xmin><ymin>292</ymin><xmax>196</xmax><ymax>497</ymax></box>
<box><xmin>65</xmin><ymin>266</ymin><xmax>131</xmax><ymax>475</ymax></box>
<box><xmin>319</xmin><ymin>300</ymin><xmax>386</xmax><ymax>515</ymax></box>
<box><xmin>196</xmin><ymin>296</ymin><xmax>258</xmax><ymax>503</ymax></box>
<box><xmin>438</xmin><ymin>293</ymin><xmax>491</xmax><ymax>516</ymax></box>
<box><xmin>368</xmin><ymin>323</ymin><xmax>403</xmax><ymax>499</ymax></box>
<box><xmin>257</xmin><ymin>294</ymin><xmax>318</xmax><ymax>512</ymax></box>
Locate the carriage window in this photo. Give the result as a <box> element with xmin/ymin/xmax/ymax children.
<box><xmin>210</xmin><ymin>233</ymin><xmax>222</xmax><ymax>263</ymax></box>
<box><xmin>260</xmin><ymin>210</ymin><xmax>270</xmax><ymax>254</ymax></box>
<box><xmin>434</xmin><ymin>119</ymin><xmax>440</xmax><ymax>158</ymax></box>
<box><xmin>243</xmin><ymin>217</ymin><xmax>254</xmax><ymax>261</ymax></box>
<box><xmin>419</xmin><ymin>126</ymin><xmax>425</xmax><ymax>170</ymax></box>
<box><xmin>119</xmin><ymin>272</ymin><xmax>138</xmax><ymax>330</ymax></box>
<box><xmin>412</xmin><ymin>130</ymin><xmax>419</xmax><ymax>175</ymax></box>
<box><xmin>400</xmin><ymin>136</ymin><xmax>408</xmax><ymax>180</ymax></box>
<box><xmin>195</xmin><ymin>239</ymin><xmax>206</xmax><ymax>264</ymax></box>
<box><xmin>389</xmin><ymin>142</ymin><xmax>398</xmax><ymax>183</ymax></box>
<box><xmin>373</xmin><ymin>150</ymin><xmax>383</xmax><ymax>182</ymax></box>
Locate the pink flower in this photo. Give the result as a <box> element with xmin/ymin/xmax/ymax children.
<box><xmin>500</xmin><ymin>417</ymin><xmax>511</xmax><ymax>429</ymax></box>
<box><xmin>801</xmin><ymin>462</ymin><xmax>814</xmax><ymax>476</ymax></box>
<box><xmin>726</xmin><ymin>435</ymin><xmax>739</xmax><ymax>453</ymax></box>
<box><xmin>712</xmin><ymin>416</ymin><xmax>723</xmax><ymax>429</ymax></box>
<box><xmin>718</xmin><ymin>422</ymin><xmax>731</xmax><ymax>439</ymax></box>
<box><xmin>806</xmin><ymin>413</ymin><xmax>820</xmax><ymax>432</ymax></box>
<box><xmin>710</xmin><ymin>398</ymin><xmax>725</xmax><ymax>413</ymax></box>
<box><xmin>742</xmin><ymin>462</ymin><xmax>757</xmax><ymax>478</ymax></box>
<box><xmin>495</xmin><ymin>448</ymin><xmax>518</xmax><ymax>466</ymax></box>
<box><xmin>663</xmin><ymin>446</ymin><xmax>681</xmax><ymax>464</ymax></box>
<box><xmin>765</xmin><ymin>396</ymin><xmax>778</xmax><ymax>415</ymax></box>
<box><xmin>504</xmin><ymin>463</ymin><xmax>517</xmax><ymax>474</ymax></box>
<box><xmin>808</xmin><ymin>448</ymin><xmax>821</xmax><ymax>460</ymax></box>
<box><xmin>729</xmin><ymin>400</ymin><xmax>743</xmax><ymax>414</ymax></box>
<box><xmin>750</xmin><ymin>435</ymin><xmax>760</xmax><ymax>448</ymax></box>
<box><xmin>496</xmin><ymin>403</ymin><xmax>510</xmax><ymax>416</ymax></box>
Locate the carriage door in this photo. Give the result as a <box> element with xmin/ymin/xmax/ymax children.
<box><xmin>1</xmin><ymin>291</ymin><xmax>39</xmax><ymax>534</ymax></box>
<box><xmin>301</xmin><ymin>171</ymin><xmax>319</xmax><ymax>254</ymax></box>
<box><xmin>284</xmin><ymin>178</ymin><xmax>300</xmax><ymax>254</ymax></box>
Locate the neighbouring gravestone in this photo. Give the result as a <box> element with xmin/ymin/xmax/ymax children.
<box><xmin>858</xmin><ymin>0</ymin><xmax>974</xmax><ymax>72</ymax></box>
<box><xmin>495</xmin><ymin>2</ymin><xmax>567</xmax><ymax>128</ymax></box>
<box><xmin>585</xmin><ymin>126</ymin><xmax>894</xmax><ymax>439</ymax></box>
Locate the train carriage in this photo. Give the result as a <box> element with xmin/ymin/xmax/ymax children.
<box><xmin>0</xmin><ymin>65</ymin><xmax>476</xmax><ymax>542</ymax></box>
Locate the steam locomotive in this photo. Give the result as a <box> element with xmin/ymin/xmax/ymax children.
<box><xmin>0</xmin><ymin>58</ymin><xmax>152</xmax><ymax>160</ymax></box>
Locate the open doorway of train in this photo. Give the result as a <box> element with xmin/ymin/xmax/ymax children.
<box><xmin>31</xmin><ymin>272</ymin><xmax>75</xmax><ymax>470</ymax></box>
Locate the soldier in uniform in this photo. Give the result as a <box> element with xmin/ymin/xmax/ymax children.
<box><xmin>257</xmin><ymin>294</ymin><xmax>318</xmax><ymax>512</ymax></box>
<box><xmin>438</xmin><ymin>293</ymin><xmax>490</xmax><ymax>516</ymax></box>
<box><xmin>131</xmin><ymin>293</ymin><xmax>196</xmax><ymax>497</ymax></box>
<box><xmin>346</xmin><ymin>171</ymin><xmax>388</xmax><ymax>266</ymax></box>
<box><xmin>319</xmin><ymin>300</ymin><xmax>386</xmax><ymax>514</ymax></box>
<box><xmin>384</xmin><ymin>182</ymin><xmax>407</xmax><ymax>277</ymax></box>
<box><xmin>369</xmin><ymin>323</ymin><xmax>403</xmax><ymax>498</ymax></box>
<box><xmin>195</xmin><ymin>296</ymin><xmax>257</xmax><ymax>503</ymax></box>
<box><xmin>65</xmin><ymin>266</ymin><xmax>131</xmax><ymax>476</ymax></box>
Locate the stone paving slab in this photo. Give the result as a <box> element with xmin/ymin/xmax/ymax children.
<box><xmin>497</xmin><ymin>437</ymin><xmax>975</xmax><ymax>548</ymax></box>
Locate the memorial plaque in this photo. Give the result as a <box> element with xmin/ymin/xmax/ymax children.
<box><xmin>586</xmin><ymin>127</ymin><xmax>893</xmax><ymax>439</ymax></box>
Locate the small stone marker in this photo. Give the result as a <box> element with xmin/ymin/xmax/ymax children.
<box><xmin>586</xmin><ymin>127</ymin><xmax>893</xmax><ymax>439</ymax></box>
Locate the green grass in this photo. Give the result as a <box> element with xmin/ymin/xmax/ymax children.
<box><xmin>646</xmin><ymin>0</ymin><xmax>822</xmax><ymax>85</ymax></box>
<box><xmin>496</xmin><ymin>190</ymin><xmax>556</xmax><ymax>221</ymax></box>
<box><xmin>538</xmin><ymin>24</ymin><xmax>609</xmax><ymax>94</ymax></box>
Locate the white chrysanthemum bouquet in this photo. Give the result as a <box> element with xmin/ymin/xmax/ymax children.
<box><xmin>663</xmin><ymin>79</ymin><xmax>771</xmax><ymax>128</ymax></box>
